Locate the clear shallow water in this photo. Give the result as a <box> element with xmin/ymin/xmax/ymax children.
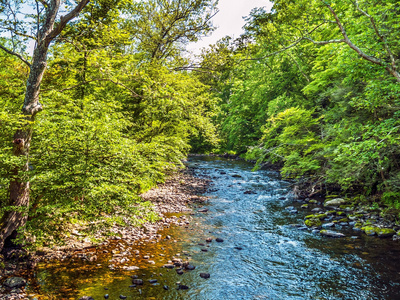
<box><xmin>26</xmin><ymin>156</ymin><xmax>400</xmax><ymax>299</ymax></box>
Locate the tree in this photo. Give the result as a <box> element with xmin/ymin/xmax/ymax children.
<box><xmin>0</xmin><ymin>0</ymin><xmax>91</xmax><ymax>251</ymax></box>
<box><xmin>123</xmin><ymin>0</ymin><xmax>218</xmax><ymax>61</ymax></box>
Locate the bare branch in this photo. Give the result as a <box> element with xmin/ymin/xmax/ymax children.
<box><xmin>322</xmin><ymin>2</ymin><xmax>400</xmax><ymax>82</ymax></box>
<box><xmin>0</xmin><ymin>44</ymin><xmax>31</xmax><ymax>67</ymax></box>
<box><xmin>47</xmin><ymin>0</ymin><xmax>90</xmax><ymax>41</ymax></box>
<box><xmin>0</xmin><ymin>27</ymin><xmax>37</xmax><ymax>41</ymax></box>
<box><xmin>353</xmin><ymin>0</ymin><xmax>397</xmax><ymax>71</ymax></box>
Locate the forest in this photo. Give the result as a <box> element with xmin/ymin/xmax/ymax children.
<box><xmin>1</xmin><ymin>0</ymin><xmax>400</xmax><ymax>253</ymax></box>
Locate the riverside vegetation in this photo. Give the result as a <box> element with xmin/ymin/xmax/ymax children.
<box><xmin>1</xmin><ymin>0</ymin><xmax>400</xmax><ymax>274</ymax></box>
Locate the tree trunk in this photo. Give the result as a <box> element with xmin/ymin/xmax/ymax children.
<box><xmin>0</xmin><ymin>0</ymin><xmax>90</xmax><ymax>253</ymax></box>
<box><xmin>0</xmin><ymin>44</ymin><xmax>47</xmax><ymax>250</ymax></box>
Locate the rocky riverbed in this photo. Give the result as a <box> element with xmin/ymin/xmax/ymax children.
<box><xmin>286</xmin><ymin>196</ymin><xmax>400</xmax><ymax>240</ymax></box>
<box><xmin>0</xmin><ymin>167</ymin><xmax>210</xmax><ymax>300</ymax></box>
<box><xmin>3</xmin><ymin>156</ymin><xmax>400</xmax><ymax>299</ymax></box>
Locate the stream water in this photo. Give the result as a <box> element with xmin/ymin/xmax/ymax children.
<box><xmin>25</xmin><ymin>156</ymin><xmax>400</xmax><ymax>299</ymax></box>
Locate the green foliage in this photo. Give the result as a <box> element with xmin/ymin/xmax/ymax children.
<box><xmin>0</xmin><ymin>1</ymin><xmax>219</xmax><ymax>248</ymax></box>
<box><xmin>203</xmin><ymin>0</ymin><xmax>400</xmax><ymax>210</ymax></box>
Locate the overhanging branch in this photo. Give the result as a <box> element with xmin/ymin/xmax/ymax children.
<box><xmin>0</xmin><ymin>44</ymin><xmax>31</xmax><ymax>67</ymax></box>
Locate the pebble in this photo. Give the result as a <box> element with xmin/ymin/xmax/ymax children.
<box><xmin>178</xmin><ymin>284</ymin><xmax>189</xmax><ymax>290</ymax></box>
<box><xmin>322</xmin><ymin>223</ymin><xmax>335</xmax><ymax>228</ymax></box>
<box><xmin>200</xmin><ymin>273</ymin><xmax>210</xmax><ymax>279</ymax></box>
<box><xmin>149</xmin><ymin>279</ymin><xmax>157</xmax><ymax>284</ymax></box>
<box><xmin>201</xmin><ymin>249</ymin><xmax>208</xmax><ymax>252</ymax></box>
<box><xmin>132</xmin><ymin>279</ymin><xmax>143</xmax><ymax>285</ymax></box>
<box><xmin>163</xmin><ymin>264</ymin><xmax>175</xmax><ymax>269</ymax></box>
<box><xmin>119</xmin><ymin>295</ymin><xmax>127</xmax><ymax>299</ymax></box>
<box><xmin>185</xmin><ymin>264</ymin><xmax>196</xmax><ymax>270</ymax></box>
<box><xmin>163</xmin><ymin>285</ymin><xmax>169</xmax><ymax>290</ymax></box>
<box><xmin>216</xmin><ymin>238</ymin><xmax>224</xmax><ymax>243</ymax></box>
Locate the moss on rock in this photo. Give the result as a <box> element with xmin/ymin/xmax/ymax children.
<box><xmin>305</xmin><ymin>218</ymin><xmax>322</xmax><ymax>227</ymax></box>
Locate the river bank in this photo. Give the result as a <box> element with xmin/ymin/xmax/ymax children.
<box><xmin>0</xmin><ymin>167</ymin><xmax>210</xmax><ymax>299</ymax></box>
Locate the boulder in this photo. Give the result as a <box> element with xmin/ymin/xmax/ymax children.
<box><xmin>305</xmin><ymin>218</ymin><xmax>322</xmax><ymax>227</ymax></box>
<box><xmin>320</xmin><ymin>230</ymin><xmax>345</xmax><ymax>238</ymax></box>
<box><xmin>324</xmin><ymin>198</ymin><xmax>346</xmax><ymax>207</ymax></box>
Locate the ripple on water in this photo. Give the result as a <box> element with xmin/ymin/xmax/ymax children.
<box><xmin>24</xmin><ymin>156</ymin><xmax>400</xmax><ymax>300</ymax></box>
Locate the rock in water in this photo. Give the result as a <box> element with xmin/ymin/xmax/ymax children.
<box><xmin>320</xmin><ymin>230</ymin><xmax>345</xmax><ymax>238</ymax></box>
<box><xmin>216</xmin><ymin>238</ymin><xmax>224</xmax><ymax>242</ymax></box>
<box><xmin>4</xmin><ymin>277</ymin><xmax>27</xmax><ymax>289</ymax></box>
<box><xmin>132</xmin><ymin>279</ymin><xmax>143</xmax><ymax>285</ymax></box>
<box><xmin>200</xmin><ymin>273</ymin><xmax>210</xmax><ymax>279</ymax></box>
<box><xmin>324</xmin><ymin>198</ymin><xmax>346</xmax><ymax>207</ymax></box>
<box><xmin>185</xmin><ymin>264</ymin><xmax>196</xmax><ymax>270</ymax></box>
<box><xmin>178</xmin><ymin>284</ymin><xmax>189</xmax><ymax>290</ymax></box>
<box><xmin>149</xmin><ymin>279</ymin><xmax>158</xmax><ymax>284</ymax></box>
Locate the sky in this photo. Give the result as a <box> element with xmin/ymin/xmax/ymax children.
<box><xmin>187</xmin><ymin>0</ymin><xmax>273</xmax><ymax>55</ymax></box>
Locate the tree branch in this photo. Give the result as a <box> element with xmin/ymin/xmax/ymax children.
<box><xmin>47</xmin><ymin>0</ymin><xmax>90</xmax><ymax>41</ymax></box>
<box><xmin>322</xmin><ymin>2</ymin><xmax>400</xmax><ymax>82</ymax></box>
<box><xmin>0</xmin><ymin>44</ymin><xmax>31</xmax><ymax>67</ymax></box>
<box><xmin>353</xmin><ymin>0</ymin><xmax>397</xmax><ymax>71</ymax></box>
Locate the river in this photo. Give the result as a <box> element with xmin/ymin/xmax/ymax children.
<box><xmin>26</xmin><ymin>156</ymin><xmax>400</xmax><ymax>299</ymax></box>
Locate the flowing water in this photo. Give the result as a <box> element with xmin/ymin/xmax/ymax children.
<box><xmin>25</xmin><ymin>156</ymin><xmax>400</xmax><ymax>299</ymax></box>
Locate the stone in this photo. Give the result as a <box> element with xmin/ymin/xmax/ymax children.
<box><xmin>104</xmin><ymin>295</ymin><xmax>109</xmax><ymax>299</ymax></box>
<box><xmin>132</xmin><ymin>279</ymin><xmax>143</xmax><ymax>285</ymax></box>
<box><xmin>322</xmin><ymin>223</ymin><xmax>335</xmax><ymax>228</ymax></box>
<box><xmin>185</xmin><ymin>264</ymin><xmax>196</xmax><ymax>270</ymax></box>
<box><xmin>301</xmin><ymin>204</ymin><xmax>308</xmax><ymax>209</ymax></box>
<box><xmin>305</xmin><ymin>218</ymin><xmax>322</xmax><ymax>227</ymax></box>
<box><xmin>200</xmin><ymin>273</ymin><xmax>210</xmax><ymax>279</ymax></box>
<box><xmin>163</xmin><ymin>285</ymin><xmax>169</xmax><ymax>290</ymax></box>
<box><xmin>119</xmin><ymin>295</ymin><xmax>127</xmax><ymax>299</ymax></box>
<box><xmin>216</xmin><ymin>238</ymin><xmax>224</xmax><ymax>242</ymax></box>
<box><xmin>149</xmin><ymin>279</ymin><xmax>158</xmax><ymax>284</ymax></box>
<box><xmin>311</xmin><ymin>208</ymin><xmax>323</xmax><ymax>212</ymax></box>
<box><xmin>178</xmin><ymin>284</ymin><xmax>189</xmax><ymax>290</ymax></box>
<box><xmin>176</xmin><ymin>269</ymin><xmax>184</xmax><ymax>275</ymax></box>
<box><xmin>122</xmin><ymin>266</ymin><xmax>139</xmax><ymax>271</ymax></box>
<box><xmin>324</xmin><ymin>198</ymin><xmax>346</xmax><ymax>207</ymax></box>
<box><xmin>4</xmin><ymin>277</ymin><xmax>27</xmax><ymax>289</ymax></box>
<box><xmin>297</xmin><ymin>226</ymin><xmax>308</xmax><ymax>231</ymax></box>
<box><xmin>320</xmin><ymin>230</ymin><xmax>345</xmax><ymax>238</ymax></box>
<box><xmin>377</xmin><ymin>228</ymin><xmax>395</xmax><ymax>238</ymax></box>
<box><xmin>79</xmin><ymin>297</ymin><xmax>94</xmax><ymax>300</ymax></box>
<box><xmin>198</xmin><ymin>208</ymin><xmax>208</xmax><ymax>213</ymax></box>
<box><xmin>206</xmin><ymin>238</ymin><xmax>213</xmax><ymax>243</ymax></box>
<box><xmin>234</xmin><ymin>246</ymin><xmax>243</xmax><ymax>250</ymax></box>
<box><xmin>163</xmin><ymin>264</ymin><xmax>175</xmax><ymax>269</ymax></box>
